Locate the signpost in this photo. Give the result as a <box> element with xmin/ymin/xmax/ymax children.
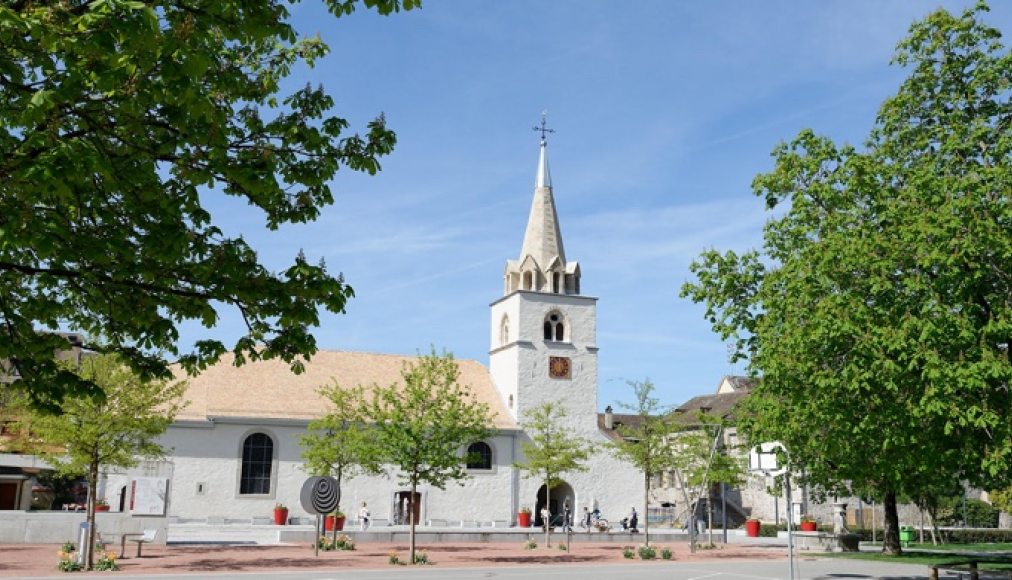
<box><xmin>300</xmin><ymin>476</ymin><xmax>339</xmax><ymax>557</ymax></box>
<box><xmin>749</xmin><ymin>441</ymin><xmax>795</xmax><ymax>580</ymax></box>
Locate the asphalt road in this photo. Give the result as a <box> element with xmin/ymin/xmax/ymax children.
<box><xmin>18</xmin><ymin>557</ymin><xmax>957</xmax><ymax>580</ymax></box>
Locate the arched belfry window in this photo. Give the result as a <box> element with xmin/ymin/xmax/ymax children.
<box><xmin>500</xmin><ymin>315</ymin><xmax>510</xmax><ymax>346</ymax></box>
<box><xmin>240</xmin><ymin>433</ymin><xmax>274</xmax><ymax>495</ymax></box>
<box><xmin>552</xmin><ymin>272</ymin><xmax>561</xmax><ymax>294</ymax></box>
<box><xmin>544</xmin><ymin>312</ymin><xmax>565</xmax><ymax>342</ymax></box>
<box><xmin>466</xmin><ymin>441</ymin><xmax>493</xmax><ymax>470</ymax></box>
<box><xmin>523</xmin><ymin>271</ymin><xmax>533</xmax><ymax>291</ymax></box>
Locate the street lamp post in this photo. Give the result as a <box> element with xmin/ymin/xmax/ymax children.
<box><xmin>750</xmin><ymin>441</ymin><xmax>795</xmax><ymax>580</ymax></box>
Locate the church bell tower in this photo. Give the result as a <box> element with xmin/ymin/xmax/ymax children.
<box><xmin>489</xmin><ymin>117</ymin><xmax>599</xmax><ymax>432</ymax></box>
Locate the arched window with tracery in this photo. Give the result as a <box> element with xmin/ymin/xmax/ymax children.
<box><xmin>544</xmin><ymin>312</ymin><xmax>565</xmax><ymax>342</ymax></box>
<box><xmin>239</xmin><ymin>433</ymin><xmax>274</xmax><ymax>495</ymax></box>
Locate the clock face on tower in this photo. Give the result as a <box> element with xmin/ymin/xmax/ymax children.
<box><xmin>549</xmin><ymin>356</ymin><xmax>571</xmax><ymax>379</ymax></box>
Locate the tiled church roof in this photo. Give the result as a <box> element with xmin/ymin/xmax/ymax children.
<box><xmin>172</xmin><ymin>350</ymin><xmax>516</xmax><ymax>429</ymax></box>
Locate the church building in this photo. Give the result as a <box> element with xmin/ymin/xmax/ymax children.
<box><xmin>101</xmin><ymin>133</ymin><xmax>645</xmax><ymax>526</ymax></box>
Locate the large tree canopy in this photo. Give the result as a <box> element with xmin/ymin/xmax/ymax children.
<box><xmin>0</xmin><ymin>0</ymin><xmax>418</xmax><ymax>409</ymax></box>
<box><xmin>23</xmin><ymin>353</ymin><xmax>186</xmax><ymax>569</ymax></box>
<box><xmin>682</xmin><ymin>3</ymin><xmax>1010</xmax><ymax>554</ymax></box>
<box><xmin>365</xmin><ymin>350</ymin><xmax>495</xmax><ymax>563</ymax></box>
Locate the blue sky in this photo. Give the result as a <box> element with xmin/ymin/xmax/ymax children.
<box><xmin>184</xmin><ymin>1</ymin><xmax>1012</xmax><ymax>410</ymax></box>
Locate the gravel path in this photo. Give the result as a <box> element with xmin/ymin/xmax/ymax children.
<box><xmin>1</xmin><ymin>541</ymin><xmax>787</xmax><ymax>577</ymax></box>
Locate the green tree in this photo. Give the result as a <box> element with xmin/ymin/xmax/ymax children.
<box><xmin>365</xmin><ymin>350</ymin><xmax>494</xmax><ymax>564</ymax></box>
<box><xmin>300</xmin><ymin>382</ymin><xmax>381</xmax><ymax>543</ymax></box>
<box><xmin>608</xmin><ymin>379</ymin><xmax>679</xmax><ymax>547</ymax></box>
<box><xmin>0</xmin><ymin>0</ymin><xmax>418</xmax><ymax>410</ymax></box>
<box><xmin>515</xmin><ymin>401</ymin><xmax>593</xmax><ymax>548</ymax></box>
<box><xmin>669</xmin><ymin>414</ymin><xmax>745</xmax><ymax>551</ymax></box>
<box><xmin>989</xmin><ymin>487</ymin><xmax>1012</xmax><ymax>515</ymax></box>
<box><xmin>23</xmin><ymin>354</ymin><xmax>185</xmax><ymax>570</ymax></box>
<box><xmin>682</xmin><ymin>4</ymin><xmax>1011</xmax><ymax>555</ymax></box>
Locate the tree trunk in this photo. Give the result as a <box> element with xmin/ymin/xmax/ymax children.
<box><xmin>331</xmin><ymin>468</ymin><xmax>342</xmax><ymax>544</ymax></box>
<box><xmin>882</xmin><ymin>490</ymin><xmax>901</xmax><ymax>555</ymax></box>
<box><xmin>409</xmin><ymin>478</ymin><xmax>417</xmax><ymax>564</ymax></box>
<box><xmin>544</xmin><ymin>478</ymin><xmax>552</xmax><ymax>548</ymax></box>
<box><xmin>928</xmin><ymin>508</ymin><xmax>940</xmax><ymax>545</ymax></box>
<box><xmin>708</xmin><ymin>490</ymin><xmax>714</xmax><ymax>546</ymax></box>
<box><xmin>672</xmin><ymin>468</ymin><xmax>696</xmax><ymax>553</ymax></box>
<box><xmin>86</xmin><ymin>462</ymin><xmax>98</xmax><ymax>570</ymax></box>
<box><xmin>643</xmin><ymin>473</ymin><xmax>650</xmax><ymax>546</ymax></box>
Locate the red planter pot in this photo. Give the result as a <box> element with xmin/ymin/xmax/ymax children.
<box><xmin>745</xmin><ymin>519</ymin><xmax>760</xmax><ymax>537</ymax></box>
<box><xmin>800</xmin><ymin>521</ymin><xmax>817</xmax><ymax>532</ymax></box>
<box><xmin>325</xmin><ymin>515</ymin><xmax>346</xmax><ymax>531</ymax></box>
<box><xmin>273</xmin><ymin>508</ymin><xmax>289</xmax><ymax>525</ymax></box>
<box><xmin>95</xmin><ymin>505</ymin><xmax>110</xmax><ymax>512</ymax></box>
<box><xmin>517</xmin><ymin>512</ymin><xmax>532</xmax><ymax>528</ymax></box>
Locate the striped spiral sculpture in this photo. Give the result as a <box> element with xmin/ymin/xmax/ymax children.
<box><xmin>299</xmin><ymin>476</ymin><xmax>339</xmax><ymax>515</ymax></box>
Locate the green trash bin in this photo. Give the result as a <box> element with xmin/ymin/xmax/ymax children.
<box><xmin>899</xmin><ymin>525</ymin><xmax>915</xmax><ymax>546</ymax></box>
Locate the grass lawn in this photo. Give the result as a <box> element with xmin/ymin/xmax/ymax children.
<box><xmin>863</xmin><ymin>542</ymin><xmax>1012</xmax><ymax>552</ymax></box>
<box><xmin>823</xmin><ymin>545</ymin><xmax>1012</xmax><ymax>570</ymax></box>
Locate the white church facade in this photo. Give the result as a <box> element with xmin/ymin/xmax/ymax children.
<box><xmin>101</xmin><ymin>134</ymin><xmax>644</xmax><ymax>526</ymax></box>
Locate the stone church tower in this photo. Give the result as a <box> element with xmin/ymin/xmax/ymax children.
<box><xmin>489</xmin><ymin>132</ymin><xmax>599</xmax><ymax>433</ymax></box>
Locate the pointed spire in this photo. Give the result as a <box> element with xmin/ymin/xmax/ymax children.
<box><xmin>533</xmin><ymin>112</ymin><xmax>553</xmax><ymax>188</ymax></box>
<box><xmin>519</xmin><ymin>158</ymin><xmax>566</xmax><ymax>269</ymax></box>
<box><xmin>535</xmin><ymin>138</ymin><xmax>551</xmax><ymax>188</ymax></box>
<box><xmin>503</xmin><ymin>114</ymin><xmax>580</xmax><ymax>296</ymax></box>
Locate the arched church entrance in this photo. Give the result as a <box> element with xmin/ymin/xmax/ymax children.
<box><xmin>534</xmin><ymin>481</ymin><xmax>575</xmax><ymax>528</ymax></box>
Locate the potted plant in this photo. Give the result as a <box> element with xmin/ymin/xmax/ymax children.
<box><xmin>744</xmin><ymin>517</ymin><xmax>761</xmax><ymax>537</ymax></box>
<box><xmin>94</xmin><ymin>499</ymin><xmax>110</xmax><ymax>512</ymax></box>
<box><xmin>325</xmin><ymin>510</ymin><xmax>346</xmax><ymax>531</ymax></box>
<box><xmin>273</xmin><ymin>503</ymin><xmax>289</xmax><ymax>525</ymax></box>
<box><xmin>799</xmin><ymin>515</ymin><xmax>817</xmax><ymax>532</ymax></box>
<box><xmin>517</xmin><ymin>506</ymin><xmax>532</xmax><ymax>528</ymax></box>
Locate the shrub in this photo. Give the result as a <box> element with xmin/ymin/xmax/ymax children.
<box><xmin>334</xmin><ymin>534</ymin><xmax>355</xmax><ymax>551</ymax></box>
<box><xmin>558</xmin><ymin>542</ymin><xmax>568</xmax><ymax>551</ymax></box>
<box><xmin>94</xmin><ymin>551</ymin><xmax>119</xmax><ymax>571</ymax></box>
<box><xmin>638</xmin><ymin>544</ymin><xmax>656</xmax><ymax>560</ymax></box>
<box><xmin>56</xmin><ymin>551</ymin><xmax>80</xmax><ymax>573</ymax></box>
<box><xmin>938</xmin><ymin>528</ymin><xmax>1012</xmax><ymax>544</ymax></box>
<box><xmin>60</xmin><ymin>541</ymin><xmax>76</xmax><ymax>554</ymax></box>
<box><xmin>413</xmin><ymin>551</ymin><xmax>430</xmax><ymax>565</ymax></box>
<box><xmin>660</xmin><ymin>546</ymin><xmax>673</xmax><ymax>560</ymax></box>
<box><xmin>759</xmin><ymin>523</ymin><xmax>779</xmax><ymax>537</ymax></box>
<box><xmin>622</xmin><ymin>546</ymin><xmax>635</xmax><ymax>559</ymax></box>
<box><xmin>936</xmin><ymin>499</ymin><xmax>999</xmax><ymax>528</ymax></box>
<box><xmin>388</xmin><ymin>551</ymin><xmax>400</xmax><ymax>565</ymax></box>
<box><xmin>319</xmin><ymin>533</ymin><xmax>355</xmax><ymax>551</ymax></box>
<box><xmin>524</xmin><ymin>538</ymin><xmax>537</xmax><ymax>550</ymax></box>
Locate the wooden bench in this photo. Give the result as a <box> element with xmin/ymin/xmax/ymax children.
<box><xmin>929</xmin><ymin>560</ymin><xmax>1012</xmax><ymax>580</ymax></box>
<box><xmin>119</xmin><ymin>529</ymin><xmax>157</xmax><ymax>558</ymax></box>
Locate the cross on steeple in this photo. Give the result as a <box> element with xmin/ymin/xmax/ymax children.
<box><xmin>533</xmin><ymin>112</ymin><xmax>554</xmax><ymax>142</ymax></box>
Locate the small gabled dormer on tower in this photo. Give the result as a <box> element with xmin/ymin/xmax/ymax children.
<box><xmin>503</xmin><ymin>122</ymin><xmax>581</xmax><ymax>297</ymax></box>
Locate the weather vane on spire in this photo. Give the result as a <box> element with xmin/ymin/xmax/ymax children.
<box><xmin>533</xmin><ymin>111</ymin><xmax>554</xmax><ymax>142</ymax></box>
